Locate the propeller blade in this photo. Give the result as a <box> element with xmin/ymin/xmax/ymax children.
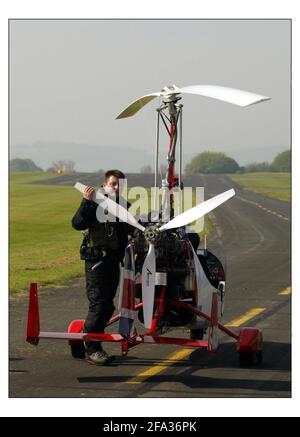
<box><xmin>159</xmin><ymin>189</ymin><xmax>235</xmax><ymax>232</ymax></box>
<box><xmin>190</xmin><ymin>243</ymin><xmax>212</xmax><ymax>316</ymax></box>
<box><xmin>116</xmin><ymin>92</ymin><xmax>161</xmax><ymax>119</ymax></box>
<box><xmin>179</xmin><ymin>85</ymin><xmax>270</xmax><ymax>107</ymax></box>
<box><xmin>74</xmin><ymin>182</ymin><xmax>145</xmax><ymax>232</ymax></box>
<box><xmin>142</xmin><ymin>243</ymin><xmax>156</xmax><ymax>329</ymax></box>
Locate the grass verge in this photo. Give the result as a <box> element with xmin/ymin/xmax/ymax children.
<box><xmin>10</xmin><ymin>172</ymin><xmax>84</xmax><ymax>293</ymax></box>
<box><xmin>228</xmin><ymin>172</ymin><xmax>291</xmax><ymax>202</ymax></box>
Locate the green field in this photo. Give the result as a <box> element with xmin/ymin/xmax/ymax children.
<box><xmin>229</xmin><ymin>172</ymin><xmax>291</xmax><ymax>202</ymax></box>
<box><xmin>10</xmin><ymin>173</ymin><xmax>85</xmax><ymax>293</ymax></box>
<box><xmin>10</xmin><ymin>173</ymin><xmax>212</xmax><ymax>294</ymax></box>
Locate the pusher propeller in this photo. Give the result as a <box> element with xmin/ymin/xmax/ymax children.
<box><xmin>141</xmin><ymin>243</ymin><xmax>156</xmax><ymax>329</ymax></box>
<box><xmin>159</xmin><ymin>189</ymin><xmax>235</xmax><ymax>231</ymax></box>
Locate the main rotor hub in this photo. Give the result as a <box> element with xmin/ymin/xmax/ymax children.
<box><xmin>161</xmin><ymin>84</ymin><xmax>181</xmax><ymax>105</ymax></box>
<box><xmin>161</xmin><ymin>84</ymin><xmax>180</xmax><ymax>94</ymax></box>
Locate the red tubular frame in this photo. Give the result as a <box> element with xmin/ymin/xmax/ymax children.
<box><xmin>26</xmin><ymin>282</ymin><xmax>240</xmax><ymax>353</ymax></box>
<box><xmin>146</xmin><ymin>287</ymin><xmax>167</xmax><ymax>335</ymax></box>
<box><xmin>174</xmin><ymin>301</ymin><xmax>239</xmax><ymax>340</ymax></box>
<box><xmin>168</xmin><ymin>122</ymin><xmax>176</xmax><ymax>193</ymax></box>
<box><xmin>26</xmin><ymin>283</ymin><xmax>40</xmax><ymax>345</ymax></box>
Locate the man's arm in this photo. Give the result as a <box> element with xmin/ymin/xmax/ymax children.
<box><xmin>71</xmin><ymin>186</ymin><xmax>97</xmax><ymax>230</ymax></box>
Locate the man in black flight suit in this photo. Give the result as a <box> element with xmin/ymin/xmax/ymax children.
<box><xmin>72</xmin><ymin>169</ymin><xmax>131</xmax><ymax>365</ymax></box>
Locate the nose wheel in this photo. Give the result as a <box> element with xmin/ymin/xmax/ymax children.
<box><xmin>239</xmin><ymin>350</ymin><xmax>263</xmax><ymax>367</ymax></box>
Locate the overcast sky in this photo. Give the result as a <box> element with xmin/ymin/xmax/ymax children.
<box><xmin>9</xmin><ymin>19</ymin><xmax>291</xmax><ymax>171</ymax></box>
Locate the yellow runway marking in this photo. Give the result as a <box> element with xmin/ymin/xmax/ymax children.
<box><xmin>125</xmin><ymin>348</ymin><xmax>194</xmax><ymax>385</ymax></box>
<box><xmin>279</xmin><ymin>287</ymin><xmax>291</xmax><ymax>296</ymax></box>
<box><xmin>225</xmin><ymin>308</ymin><xmax>266</xmax><ymax>327</ymax></box>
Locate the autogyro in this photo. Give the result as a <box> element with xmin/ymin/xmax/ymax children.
<box><xmin>27</xmin><ymin>84</ymin><xmax>270</xmax><ymax>365</ymax></box>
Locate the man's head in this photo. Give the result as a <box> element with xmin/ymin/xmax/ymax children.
<box><xmin>103</xmin><ymin>169</ymin><xmax>126</xmax><ymax>197</ymax></box>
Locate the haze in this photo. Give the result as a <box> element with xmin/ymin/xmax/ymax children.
<box><xmin>9</xmin><ymin>19</ymin><xmax>291</xmax><ymax>172</ymax></box>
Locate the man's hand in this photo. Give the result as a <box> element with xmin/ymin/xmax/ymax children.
<box><xmin>83</xmin><ymin>186</ymin><xmax>95</xmax><ymax>200</ymax></box>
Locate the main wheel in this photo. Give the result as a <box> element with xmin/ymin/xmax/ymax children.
<box><xmin>239</xmin><ymin>351</ymin><xmax>263</xmax><ymax>367</ymax></box>
<box><xmin>70</xmin><ymin>342</ymin><xmax>86</xmax><ymax>359</ymax></box>
<box><xmin>190</xmin><ymin>329</ymin><xmax>204</xmax><ymax>340</ymax></box>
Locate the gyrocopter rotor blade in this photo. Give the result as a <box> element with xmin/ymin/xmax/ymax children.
<box><xmin>141</xmin><ymin>243</ymin><xmax>156</xmax><ymax>329</ymax></box>
<box><xmin>159</xmin><ymin>188</ymin><xmax>235</xmax><ymax>231</ymax></box>
<box><xmin>74</xmin><ymin>182</ymin><xmax>145</xmax><ymax>232</ymax></box>
<box><xmin>179</xmin><ymin>85</ymin><xmax>270</xmax><ymax>107</ymax></box>
<box><xmin>116</xmin><ymin>92</ymin><xmax>161</xmax><ymax>119</ymax></box>
<box><xmin>115</xmin><ymin>84</ymin><xmax>270</xmax><ymax>119</ymax></box>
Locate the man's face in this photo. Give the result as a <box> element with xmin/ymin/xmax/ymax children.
<box><xmin>103</xmin><ymin>175</ymin><xmax>121</xmax><ymax>197</ymax></box>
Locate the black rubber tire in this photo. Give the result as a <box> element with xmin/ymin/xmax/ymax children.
<box><xmin>239</xmin><ymin>351</ymin><xmax>263</xmax><ymax>367</ymax></box>
<box><xmin>70</xmin><ymin>342</ymin><xmax>86</xmax><ymax>359</ymax></box>
<box><xmin>190</xmin><ymin>329</ymin><xmax>204</xmax><ymax>340</ymax></box>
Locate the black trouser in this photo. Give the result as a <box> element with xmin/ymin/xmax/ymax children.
<box><xmin>83</xmin><ymin>256</ymin><xmax>120</xmax><ymax>355</ymax></box>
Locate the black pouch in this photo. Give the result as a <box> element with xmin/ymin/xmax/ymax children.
<box><xmin>80</xmin><ymin>242</ymin><xmax>87</xmax><ymax>260</ymax></box>
<box><xmin>80</xmin><ymin>235</ymin><xmax>92</xmax><ymax>260</ymax></box>
<box><xmin>80</xmin><ymin>236</ymin><xmax>105</xmax><ymax>261</ymax></box>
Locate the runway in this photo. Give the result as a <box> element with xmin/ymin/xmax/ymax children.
<box><xmin>9</xmin><ymin>174</ymin><xmax>291</xmax><ymax>398</ymax></box>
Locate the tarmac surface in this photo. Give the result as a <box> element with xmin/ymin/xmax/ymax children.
<box><xmin>9</xmin><ymin>174</ymin><xmax>291</xmax><ymax>398</ymax></box>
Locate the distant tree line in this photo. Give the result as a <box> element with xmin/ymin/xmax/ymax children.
<box><xmin>185</xmin><ymin>149</ymin><xmax>291</xmax><ymax>174</ymax></box>
<box><xmin>10</xmin><ymin>158</ymin><xmax>43</xmax><ymax>172</ymax></box>
<box><xmin>10</xmin><ymin>149</ymin><xmax>291</xmax><ymax>175</ymax></box>
<box><xmin>10</xmin><ymin>158</ymin><xmax>76</xmax><ymax>174</ymax></box>
<box><xmin>139</xmin><ymin>164</ymin><xmax>168</xmax><ymax>175</ymax></box>
<box><xmin>47</xmin><ymin>160</ymin><xmax>76</xmax><ymax>174</ymax></box>
<box><xmin>240</xmin><ymin>150</ymin><xmax>291</xmax><ymax>173</ymax></box>
<box><xmin>185</xmin><ymin>152</ymin><xmax>239</xmax><ymax>174</ymax></box>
